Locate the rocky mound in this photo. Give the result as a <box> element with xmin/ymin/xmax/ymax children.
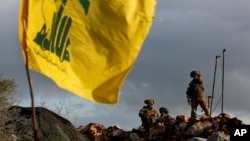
<box><xmin>3</xmin><ymin>106</ymin><xmax>88</xmax><ymax>141</ymax></box>
<box><xmin>2</xmin><ymin>106</ymin><xmax>245</xmax><ymax>141</ymax></box>
<box><xmin>77</xmin><ymin>114</ymin><xmax>244</xmax><ymax>141</ymax></box>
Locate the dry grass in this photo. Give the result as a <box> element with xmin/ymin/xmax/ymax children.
<box><xmin>0</xmin><ymin>74</ymin><xmax>17</xmax><ymax>141</ymax></box>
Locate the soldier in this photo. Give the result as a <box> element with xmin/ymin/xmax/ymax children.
<box><xmin>139</xmin><ymin>99</ymin><xmax>159</xmax><ymax>130</ymax></box>
<box><xmin>158</xmin><ymin>107</ymin><xmax>176</xmax><ymax>140</ymax></box>
<box><xmin>158</xmin><ymin>107</ymin><xmax>175</xmax><ymax>123</ymax></box>
<box><xmin>186</xmin><ymin>71</ymin><xmax>210</xmax><ymax>117</ymax></box>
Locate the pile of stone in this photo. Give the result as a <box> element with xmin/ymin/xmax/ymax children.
<box><xmin>3</xmin><ymin>106</ymin><xmax>244</xmax><ymax>141</ymax></box>
<box><xmin>77</xmin><ymin>113</ymin><xmax>243</xmax><ymax>141</ymax></box>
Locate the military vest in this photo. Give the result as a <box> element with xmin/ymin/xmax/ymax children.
<box><xmin>186</xmin><ymin>78</ymin><xmax>204</xmax><ymax>98</ymax></box>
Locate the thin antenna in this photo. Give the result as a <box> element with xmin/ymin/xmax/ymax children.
<box><xmin>221</xmin><ymin>49</ymin><xmax>226</xmax><ymax>114</ymax></box>
<box><xmin>208</xmin><ymin>96</ymin><xmax>212</xmax><ymax>109</ymax></box>
<box><xmin>210</xmin><ymin>55</ymin><xmax>220</xmax><ymax>116</ymax></box>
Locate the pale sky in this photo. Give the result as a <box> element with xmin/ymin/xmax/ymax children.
<box><xmin>1</xmin><ymin>0</ymin><xmax>250</xmax><ymax>130</ymax></box>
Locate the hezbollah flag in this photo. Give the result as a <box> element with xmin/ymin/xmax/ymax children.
<box><xmin>19</xmin><ymin>0</ymin><xmax>156</xmax><ymax>104</ymax></box>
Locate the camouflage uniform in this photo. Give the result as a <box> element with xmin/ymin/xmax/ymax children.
<box><xmin>139</xmin><ymin>99</ymin><xmax>159</xmax><ymax>129</ymax></box>
<box><xmin>158</xmin><ymin>107</ymin><xmax>176</xmax><ymax>140</ymax></box>
<box><xmin>158</xmin><ymin>107</ymin><xmax>175</xmax><ymax>124</ymax></box>
<box><xmin>186</xmin><ymin>71</ymin><xmax>210</xmax><ymax>117</ymax></box>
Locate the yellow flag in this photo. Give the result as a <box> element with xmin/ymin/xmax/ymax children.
<box><xmin>19</xmin><ymin>0</ymin><xmax>156</xmax><ymax>104</ymax></box>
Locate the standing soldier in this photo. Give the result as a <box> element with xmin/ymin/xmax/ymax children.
<box><xmin>139</xmin><ymin>99</ymin><xmax>159</xmax><ymax>130</ymax></box>
<box><xmin>186</xmin><ymin>71</ymin><xmax>210</xmax><ymax>117</ymax></box>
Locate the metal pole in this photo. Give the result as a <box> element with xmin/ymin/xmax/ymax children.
<box><xmin>221</xmin><ymin>49</ymin><xmax>226</xmax><ymax>114</ymax></box>
<box><xmin>208</xmin><ymin>96</ymin><xmax>212</xmax><ymax>109</ymax></box>
<box><xmin>210</xmin><ymin>55</ymin><xmax>220</xmax><ymax>116</ymax></box>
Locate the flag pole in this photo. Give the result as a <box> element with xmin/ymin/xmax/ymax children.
<box><xmin>24</xmin><ymin>50</ymin><xmax>41</xmax><ymax>141</ymax></box>
<box><xmin>20</xmin><ymin>0</ymin><xmax>40</xmax><ymax>139</ymax></box>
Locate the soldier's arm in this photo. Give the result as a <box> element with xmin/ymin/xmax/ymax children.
<box><xmin>198</xmin><ymin>77</ymin><xmax>205</xmax><ymax>91</ymax></box>
<box><xmin>139</xmin><ymin>108</ymin><xmax>146</xmax><ymax>117</ymax></box>
<box><xmin>198</xmin><ymin>77</ymin><xmax>203</xmax><ymax>84</ymax></box>
<box><xmin>151</xmin><ymin>109</ymin><xmax>159</xmax><ymax>117</ymax></box>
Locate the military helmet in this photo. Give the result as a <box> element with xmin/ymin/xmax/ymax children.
<box><xmin>190</xmin><ymin>70</ymin><xmax>200</xmax><ymax>77</ymax></box>
<box><xmin>159</xmin><ymin>107</ymin><xmax>169</xmax><ymax>114</ymax></box>
<box><xmin>144</xmin><ymin>99</ymin><xmax>154</xmax><ymax>105</ymax></box>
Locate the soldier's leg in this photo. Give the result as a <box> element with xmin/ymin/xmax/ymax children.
<box><xmin>141</xmin><ymin>117</ymin><xmax>149</xmax><ymax>129</ymax></box>
<box><xmin>191</xmin><ymin>99</ymin><xmax>198</xmax><ymax>117</ymax></box>
<box><xmin>198</xmin><ymin>96</ymin><xmax>210</xmax><ymax>116</ymax></box>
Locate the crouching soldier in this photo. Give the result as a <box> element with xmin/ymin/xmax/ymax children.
<box><xmin>139</xmin><ymin>99</ymin><xmax>159</xmax><ymax>131</ymax></box>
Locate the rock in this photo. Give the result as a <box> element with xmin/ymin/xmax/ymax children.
<box><xmin>207</xmin><ymin>131</ymin><xmax>230</xmax><ymax>141</ymax></box>
<box><xmin>129</xmin><ymin>132</ymin><xmax>140</xmax><ymax>141</ymax></box>
<box><xmin>4</xmin><ymin>106</ymin><xmax>88</xmax><ymax>141</ymax></box>
<box><xmin>188</xmin><ymin>137</ymin><xmax>207</xmax><ymax>141</ymax></box>
<box><xmin>78</xmin><ymin>123</ymin><xmax>108</xmax><ymax>141</ymax></box>
<box><xmin>112</xmin><ymin>129</ymin><xmax>124</xmax><ymax>136</ymax></box>
<box><xmin>184</xmin><ymin>120</ymin><xmax>214</xmax><ymax>136</ymax></box>
<box><xmin>11</xmin><ymin>134</ymin><xmax>18</xmax><ymax>141</ymax></box>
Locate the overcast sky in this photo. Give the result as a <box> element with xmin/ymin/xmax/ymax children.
<box><xmin>1</xmin><ymin>0</ymin><xmax>250</xmax><ymax>130</ymax></box>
